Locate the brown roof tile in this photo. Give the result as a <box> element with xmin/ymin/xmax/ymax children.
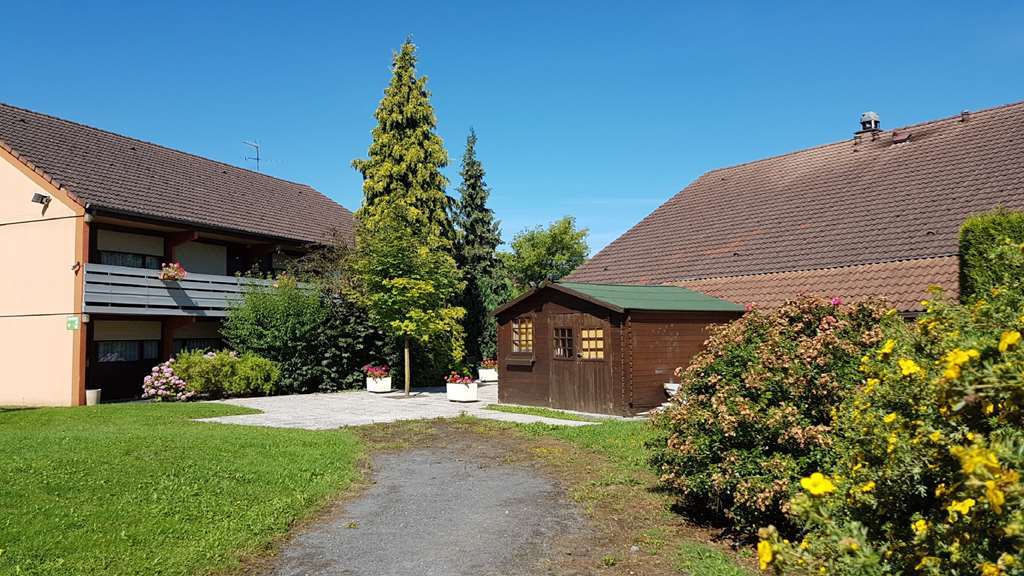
<box><xmin>0</xmin><ymin>103</ymin><xmax>354</xmax><ymax>245</ymax></box>
<box><xmin>568</xmin><ymin>101</ymin><xmax>1024</xmax><ymax>311</ymax></box>
<box><xmin>675</xmin><ymin>256</ymin><xmax>958</xmax><ymax>312</ymax></box>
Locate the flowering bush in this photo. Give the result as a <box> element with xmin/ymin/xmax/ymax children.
<box><xmin>142</xmin><ymin>358</ymin><xmax>196</xmax><ymax>401</ymax></box>
<box><xmin>159</xmin><ymin>262</ymin><xmax>187</xmax><ymax>281</ymax></box>
<box><xmin>446</xmin><ymin>370</ymin><xmax>475</xmax><ymax>384</ymax></box>
<box><xmin>761</xmin><ymin>279</ymin><xmax>1024</xmax><ymax>575</ymax></box>
<box><xmin>479</xmin><ymin>358</ymin><xmax>498</xmax><ymax>369</ymax></box>
<box><xmin>649</xmin><ymin>296</ymin><xmax>895</xmax><ymax>536</ymax></box>
<box><xmin>363</xmin><ymin>363</ymin><xmax>390</xmax><ymax>379</ymax></box>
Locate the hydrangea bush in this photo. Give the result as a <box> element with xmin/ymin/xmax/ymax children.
<box><xmin>142</xmin><ymin>359</ymin><xmax>196</xmax><ymax>401</ymax></box>
<box><xmin>760</xmin><ymin>245</ymin><xmax>1024</xmax><ymax>575</ymax></box>
<box><xmin>649</xmin><ymin>297</ymin><xmax>895</xmax><ymax>536</ymax></box>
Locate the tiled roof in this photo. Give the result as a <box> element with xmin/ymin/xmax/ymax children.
<box><xmin>568</xmin><ymin>101</ymin><xmax>1024</xmax><ymax>311</ymax></box>
<box><xmin>676</xmin><ymin>256</ymin><xmax>958</xmax><ymax>313</ymax></box>
<box><xmin>0</xmin><ymin>103</ymin><xmax>354</xmax><ymax>245</ymax></box>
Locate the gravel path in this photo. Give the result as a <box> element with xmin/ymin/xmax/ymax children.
<box><xmin>263</xmin><ymin>439</ymin><xmax>586</xmax><ymax>576</ymax></box>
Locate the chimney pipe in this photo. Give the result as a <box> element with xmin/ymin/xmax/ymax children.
<box><xmin>858</xmin><ymin>111</ymin><xmax>881</xmax><ymax>133</ymax></box>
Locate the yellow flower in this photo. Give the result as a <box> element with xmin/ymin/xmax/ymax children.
<box><xmin>951</xmin><ymin>445</ymin><xmax>1001</xmax><ymax>475</ymax></box>
<box><xmin>981</xmin><ymin>562</ymin><xmax>1002</xmax><ymax>576</ymax></box>
<box><xmin>986</xmin><ymin>480</ymin><xmax>1006</xmax><ymax>513</ymax></box>
<box><xmin>879</xmin><ymin>339</ymin><xmax>896</xmax><ymax>357</ymax></box>
<box><xmin>757</xmin><ymin>540</ymin><xmax>773</xmax><ymax>570</ymax></box>
<box><xmin>911</xmin><ymin>519</ymin><xmax>928</xmax><ymax>537</ymax></box>
<box><xmin>860</xmin><ymin>481</ymin><xmax>876</xmax><ymax>493</ymax></box>
<box><xmin>916</xmin><ymin>556</ymin><xmax>940</xmax><ymax>571</ymax></box>
<box><xmin>935</xmin><ymin>483</ymin><xmax>947</xmax><ymax>497</ymax></box>
<box><xmin>985</xmin><ymin>402</ymin><xmax>995</xmax><ymax>415</ymax></box>
<box><xmin>999</xmin><ymin>330</ymin><xmax>1021</xmax><ymax>353</ymax></box>
<box><xmin>947</xmin><ymin>498</ymin><xmax>976</xmax><ymax>520</ymax></box>
<box><xmin>929</xmin><ymin>430</ymin><xmax>943</xmax><ymax>442</ymax></box>
<box><xmin>883</xmin><ymin>412</ymin><xmax>897</xmax><ymax>423</ymax></box>
<box><xmin>943</xmin><ymin>348</ymin><xmax>980</xmax><ymax>379</ymax></box>
<box><xmin>800</xmin><ymin>472</ymin><xmax>837</xmax><ymax>496</ymax></box>
<box><xmin>899</xmin><ymin>358</ymin><xmax>922</xmax><ymax>376</ymax></box>
<box><xmin>865</xmin><ymin>378</ymin><xmax>879</xmax><ymax>392</ymax></box>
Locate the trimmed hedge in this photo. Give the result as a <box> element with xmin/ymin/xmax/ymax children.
<box><xmin>959</xmin><ymin>210</ymin><xmax>1024</xmax><ymax>300</ymax></box>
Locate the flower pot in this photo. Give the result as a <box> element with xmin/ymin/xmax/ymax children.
<box><xmin>663</xmin><ymin>383</ymin><xmax>681</xmax><ymax>397</ymax></box>
<box><xmin>478</xmin><ymin>367</ymin><xmax>498</xmax><ymax>382</ymax></box>
<box><xmin>446</xmin><ymin>381</ymin><xmax>479</xmax><ymax>402</ymax></box>
<box><xmin>86</xmin><ymin>389</ymin><xmax>102</xmax><ymax>406</ymax></box>
<box><xmin>366</xmin><ymin>376</ymin><xmax>392</xmax><ymax>393</ymax></box>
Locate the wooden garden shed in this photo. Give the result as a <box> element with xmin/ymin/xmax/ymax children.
<box><xmin>493</xmin><ymin>281</ymin><xmax>744</xmax><ymax>416</ymax></box>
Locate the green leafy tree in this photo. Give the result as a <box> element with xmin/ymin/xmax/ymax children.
<box><xmin>350</xmin><ymin>203</ymin><xmax>465</xmax><ymax>394</ymax></box>
<box><xmin>506</xmin><ymin>216</ymin><xmax>589</xmax><ymax>290</ymax></box>
<box><xmin>351</xmin><ymin>38</ymin><xmax>452</xmax><ymax>241</ymax></box>
<box><xmin>453</xmin><ymin>130</ymin><xmax>502</xmax><ymax>364</ymax></box>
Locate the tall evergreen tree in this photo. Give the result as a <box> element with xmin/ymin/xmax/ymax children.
<box><xmin>352</xmin><ymin>39</ymin><xmax>452</xmax><ymax>238</ymax></box>
<box><xmin>453</xmin><ymin>130</ymin><xmax>502</xmax><ymax>363</ymax></box>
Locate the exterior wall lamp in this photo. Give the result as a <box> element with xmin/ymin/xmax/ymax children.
<box><xmin>31</xmin><ymin>193</ymin><xmax>51</xmax><ymax>206</ymax></box>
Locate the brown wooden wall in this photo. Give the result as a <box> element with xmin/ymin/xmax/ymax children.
<box><xmin>496</xmin><ymin>289</ymin><xmax>625</xmax><ymax>415</ymax></box>
<box><xmin>624</xmin><ymin>310</ymin><xmax>741</xmax><ymax>413</ymax></box>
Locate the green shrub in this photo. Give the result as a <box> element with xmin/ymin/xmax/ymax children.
<box><xmin>226</xmin><ymin>354</ymin><xmax>281</xmax><ymax>397</ymax></box>
<box><xmin>960</xmin><ymin>209</ymin><xmax>1024</xmax><ymax>300</ymax></box>
<box><xmin>222</xmin><ymin>276</ymin><xmax>386</xmax><ymax>393</ymax></box>
<box><xmin>649</xmin><ymin>297</ymin><xmax>896</xmax><ymax>537</ymax></box>
<box><xmin>173</xmin><ymin>350</ymin><xmax>280</xmax><ymax>399</ymax></box>
<box><xmin>762</xmin><ymin>245</ymin><xmax>1024</xmax><ymax>576</ymax></box>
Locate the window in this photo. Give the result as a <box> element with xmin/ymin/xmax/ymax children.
<box><xmin>512</xmin><ymin>317</ymin><xmax>534</xmax><ymax>353</ymax></box>
<box><xmin>581</xmin><ymin>328</ymin><xmax>605</xmax><ymax>360</ymax></box>
<box><xmin>96</xmin><ymin>340</ymin><xmax>160</xmax><ymax>363</ymax></box>
<box><xmin>99</xmin><ymin>251</ymin><xmax>161</xmax><ymax>270</ymax></box>
<box><xmin>173</xmin><ymin>339</ymin><xmax>222</xmax><ymax>354</ymax></box>
<box><xmin>553</xmin><ymin>327</ymin><xmax>575</xmax><ymax>359</ymax></box>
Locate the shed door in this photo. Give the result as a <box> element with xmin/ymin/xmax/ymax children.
<box><xmin>548</xmin><ymin>313</ymin><xmax>614</xmax><ymax>414</ymax></box>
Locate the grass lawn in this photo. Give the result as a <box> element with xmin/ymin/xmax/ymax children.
<box><xmin>483</xmin><ymin>403</ymin><xmax>602</xmax><ymax>422</ymax></box>
<box><xmin>0</xmin><ymin>403</ymin><xmax>363</xmax><ymax>576</ymax></box>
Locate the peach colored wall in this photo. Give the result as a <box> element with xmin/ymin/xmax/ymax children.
<box><xmin>0</xmin><ymin>155</ymin><xmax>80</xmax><ymax>406</ymax></box>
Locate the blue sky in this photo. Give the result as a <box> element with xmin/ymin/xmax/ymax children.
<box><xmin>5</xmin><ymin>1</ymin><xmax>1023</xmax><ymax>252</ymax></box>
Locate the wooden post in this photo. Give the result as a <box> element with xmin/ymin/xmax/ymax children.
<box><xmin>404</xmin><ymin>336</ymin><xmax>411</xmax><ymax>396</ymax></box>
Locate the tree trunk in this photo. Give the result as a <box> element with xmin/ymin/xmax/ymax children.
<box><xmin>404</xmin><ymin>336</ymin><xmax>411</xmax><ymax>396</ymax></box>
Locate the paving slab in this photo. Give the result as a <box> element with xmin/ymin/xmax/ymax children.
<box><xmin>197</xmin><ymin>384</ymin><xmax>596</xmax><ymax>429</ymax></box>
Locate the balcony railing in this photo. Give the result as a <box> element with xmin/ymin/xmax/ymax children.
<box><xmin>83</xmin><ymin>264</ymin><xmax>274</xmax><ymax>317</ymax></box>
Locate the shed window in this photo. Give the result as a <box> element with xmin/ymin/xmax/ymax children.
<box><xmin>581</xmin><ymin>328</ymin><xmax>605</xmax><ymax>360</ymax></box>
<box><xmin>512</xmin><ymin>317</ymin><xmax>534</xmax><ymax>353</ymax></box>
<box><xmin>553</xmin><ymin>327</ymin><xmax>575</xmax><ymax>359</ymax></box>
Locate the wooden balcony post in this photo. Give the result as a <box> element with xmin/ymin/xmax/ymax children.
<box><xmin>164</xmin><ymin>231</ymin><xmax>198</xmax><ymax>264</ymax></box>
<box><xmin>161</xmin><ymin>317</ymin><xmax>195</xmax><ymax>359</ymax></box>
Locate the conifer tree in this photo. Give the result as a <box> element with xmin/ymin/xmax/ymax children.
<box><xmin>352</xmin><ymin>38</ymin><xmax>452</xmax><ymax>238</ymax></box>
<box><xmin>453</xmin><ymin>130</ymin><xmax>502</xmax><ymax>363</ymax></box>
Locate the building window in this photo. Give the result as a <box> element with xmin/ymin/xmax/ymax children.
<box><xmin>96</xmin><ymin>340</ymin><xmax>160</xmax><ymax>363</ymax></box>
<box><xmin>581</xmin><ymin>328</ymin><xmax>605</xmax><ymax>360</ymax></box>
<box><xmin>553</xmin><ymin>327</ymin><xmax>575</xmax><ymax>359</ymax></box>
<box><xmin>99</xmin><ymin>250</ymin><xmax>161</xmax><ymax>270</ymax></box>
<box><xmin>173</xmin><ymin>339</ymin><xmax>223</xmax><ymax>354</ymax></box>
<box><xmin>512</xmin><ymin>317</ymin><xmax>534</xmax><ymax>353</ymax></box>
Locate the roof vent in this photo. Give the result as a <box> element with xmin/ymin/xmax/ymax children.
<box><xmin>858</xmin><ymin>111</ymin><xmax>880</xmax><ymax>132</ymax></box>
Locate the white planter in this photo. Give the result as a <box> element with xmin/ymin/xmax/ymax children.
<box><xmin>663</xmin><ymin>383</ymin><xmax>681</xmax><ymax>397</ymax></box>
<box><xmin>86</xmin><ymin>389</ymin><xmax>102</xmax><ymax>406</ymax></box>
<box><xmin>366</xmin><ymin>376</ymin><xmax>393</xmax><ymax>393</ymax></box>
<box><xmin>478</xmin><ymin>367</ymin><xmax>498</xmax><ymax>382</ymax></box>
<box><xmin>446</xmin><ymin>381</ymin><xmax>479</xmax><ymax>402</ymax></box>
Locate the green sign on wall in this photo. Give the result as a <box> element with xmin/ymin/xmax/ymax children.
<box><xmin>66</xmin><ymin>315</ymin><xmax>81</xmax><ymax>331</ymax></box>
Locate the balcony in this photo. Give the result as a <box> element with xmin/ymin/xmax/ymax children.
<box><xmin>83</xmin><ymin>263</ymin><xmax>273</xmax><ymax>317</ymax></box>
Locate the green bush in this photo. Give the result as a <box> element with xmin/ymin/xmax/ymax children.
<box><xmin>222</xmin><ymin>276</ymin><xmax>386</xmax><ymax>393</ymax></box>
<box><xmin>960</xmin><ymin>210</ymin><xmax>1024</xmax><ymax>300</ymax></box>
<box><xmin>762</xmin><ymin>244</ymin><xmax>1024</xmax><ymax>576</ymax></box>
<box><xmin>173</xmin><ymin>350</ymin><xmax>281</xmax><ymax>399</ymax></box>
<box><xmin>649</xmin><ymin>297</ymin><xmax>896</xmax><ymax>537</ymax></box>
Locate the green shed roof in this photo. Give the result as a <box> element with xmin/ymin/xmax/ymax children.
<box><xmin>556</xmin><ymin>282</ymin><xmax>744</xmax><ymax>312</ymax></box>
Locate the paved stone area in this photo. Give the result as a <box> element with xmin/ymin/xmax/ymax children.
<box><xmin>198</xmin><ymin>383</ymin><xmax>595</xmax><ymax>429</ymax></box>
<box><xmin>261</xmin><ymin>439</ymin><xmax>586</xmax><ymax>576</ymax></box>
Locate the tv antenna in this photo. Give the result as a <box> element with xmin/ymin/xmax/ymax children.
<box><xmin>243</xmin><ymin>140</ymin><xmax>261</xmax><ymax>172</ymax></box>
